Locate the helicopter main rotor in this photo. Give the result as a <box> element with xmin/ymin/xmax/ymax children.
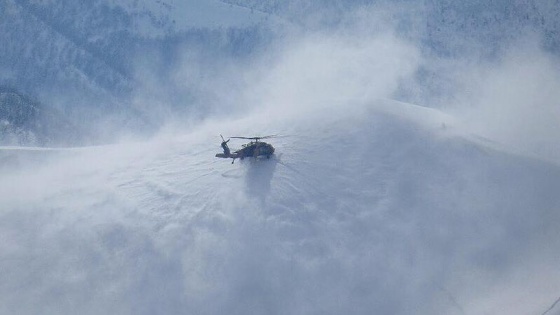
<box><xmin>230</xmin><ymin>135</ymin><xmax>276</xmax><ymax>142</ymax></box>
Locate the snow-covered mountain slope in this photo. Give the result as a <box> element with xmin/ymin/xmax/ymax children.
<box><xmin>1</xmin><ymin>0</ymin><xmax>273</xmax><ymax>132</ymax></box>
<box><xmin>3</xmin><ymin>0</ymin><xmax>559</xmax><ymax>146</ymax></box>
<box><xmin>0</xmin><ymin>87</ymin><xmax>84</xmax><ymax>146</ymax></box>
<box><xmin>107</xmin><ymin>0</ymin><xmax>274</xmax><ymax>37</ymax></box>
<box><xmin>2</xmin><ymin>99</ymin><xmax>560</xmax><ymax>315</ymax></box>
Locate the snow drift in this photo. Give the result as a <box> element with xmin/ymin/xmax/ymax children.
<box><xmin>1</xmin><ymin>99</ymin><xmax>560</xmax><ymax>315</ymax></box>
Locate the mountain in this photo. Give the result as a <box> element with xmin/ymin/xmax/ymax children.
<box><xmin>424</xmin><ymin>0</ymin><xmax>560</xmax><ymax>56</ymax></box>
<box><xmin>1</xmin><ymin>0</ymin><xmax>272</xmax><ymax>95</ymax></box>
<box><xmin>0</xmin><ymin>87</ymin><xmax>84</xmax><ymax>146</ymax></box>
<box><xmin>1</xmin><ymin>99</ymin><xmax>559</xmax><ymax>314</ymax></box>
<box><xmin>1</xmin><ymin>2</ymin><xmax>560</xmax><ymax>312</ymax></box>
<box><xmin>2</xmin><ymin>0</ymin><xmax>560</xmax><ymax>145</ymax></box>
<box><xmin>0</xmin><ymin>0</ymin><xmax>273</xmax><ymax>144</ymax></box>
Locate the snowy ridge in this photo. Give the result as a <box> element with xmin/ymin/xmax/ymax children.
<box><xmin>106</xmin><ymin>0</ymin><xmax>273</xmax><ymax>37</ymax></box>
<box><xmin>2</xmin><ymin>99</ymin><xmax>560</xmax><ymax>314</ymax></box>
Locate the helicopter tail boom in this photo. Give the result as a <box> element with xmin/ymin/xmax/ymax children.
<box><xmin>215</xmin><ymin>153</ymin><xmax>239</xmax><ymax>158</ymax></box>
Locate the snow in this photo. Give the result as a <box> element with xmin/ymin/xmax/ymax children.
<box><xmin>2</xmin><ymin>99</ymin><xmax>560</xmax><ymax>314</ymax></box>
<box><xmin>3</xmin><ymin>0</ymin><xmax>560</xmax><ymax>313</ymax></box>
<box><xmin>107</xmin><ymin>0</ymin><xmax>274</xmax><ymax>38</ymax></box>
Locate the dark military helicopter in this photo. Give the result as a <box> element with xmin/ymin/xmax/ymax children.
<box><xmin>216</xmin><ymin>135</ymin><xmax>275</xmax><ymax>164</ymax></box>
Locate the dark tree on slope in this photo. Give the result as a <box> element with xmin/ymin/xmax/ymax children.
<box><xmin>0</xmin><ymin>87</ymin><xmax>83</xmax><ymax>146</ymax></box>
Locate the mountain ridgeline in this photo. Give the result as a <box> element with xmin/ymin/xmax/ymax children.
<box><xmin>1</xmin><ymin>0</ymin><xmax>559</xmax><ymax>146</ymax></box>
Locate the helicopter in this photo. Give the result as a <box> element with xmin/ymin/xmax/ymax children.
<box><xmin>216</xmin><ymin>135</ymin><xmax>275</xmax><ymax>164</ymax></box>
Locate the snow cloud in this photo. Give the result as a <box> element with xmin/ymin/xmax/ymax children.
<box><xmin>245</xmin><ymin>29</ymin><xmax>420</xmax><ymax>118</ymax></box>
<box><xmin>451</xmin><ymin>36</ymin><xmax>560</xmax><ymax>163</ymax></box>
<box><xmin>3</xmin><ymin>2</ymin><xmax>560</xmax><ymax>315</ymax></box>
<box><xmin>129</xmin><ymin>5</ymin><xmax>560</xmax><ymax>313</ymax></box>
<box><xmin>138</xmin><ymin>4</ymin><xmax>422</xmax><ymax>129</ymax></box>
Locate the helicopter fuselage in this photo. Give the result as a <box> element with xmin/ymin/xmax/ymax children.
<box><xmin>216</xmin><ymin>137</ymin><xmax>275</xmax><ymax>163</ymax></box>
<box><xmin>236</xmin><ymin>141</ymin><xmax>274</xmax><ymax>159</ymax></box>
<box><xmin>216</xmin><ymin>135</ymin><xmax>275</xmax><ymax>163</ymax></box>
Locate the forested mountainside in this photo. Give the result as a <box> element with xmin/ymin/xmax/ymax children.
<box><xmin>0</xmin><ymin>87</ymin><xmax>82</xmax><ymax>146</ymax></box>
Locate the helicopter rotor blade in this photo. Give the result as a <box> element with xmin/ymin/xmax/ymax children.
<box><xmin>231</xmin><ymin>135</ymin><xmax>277</xmax><ymax>140</ymax></box>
